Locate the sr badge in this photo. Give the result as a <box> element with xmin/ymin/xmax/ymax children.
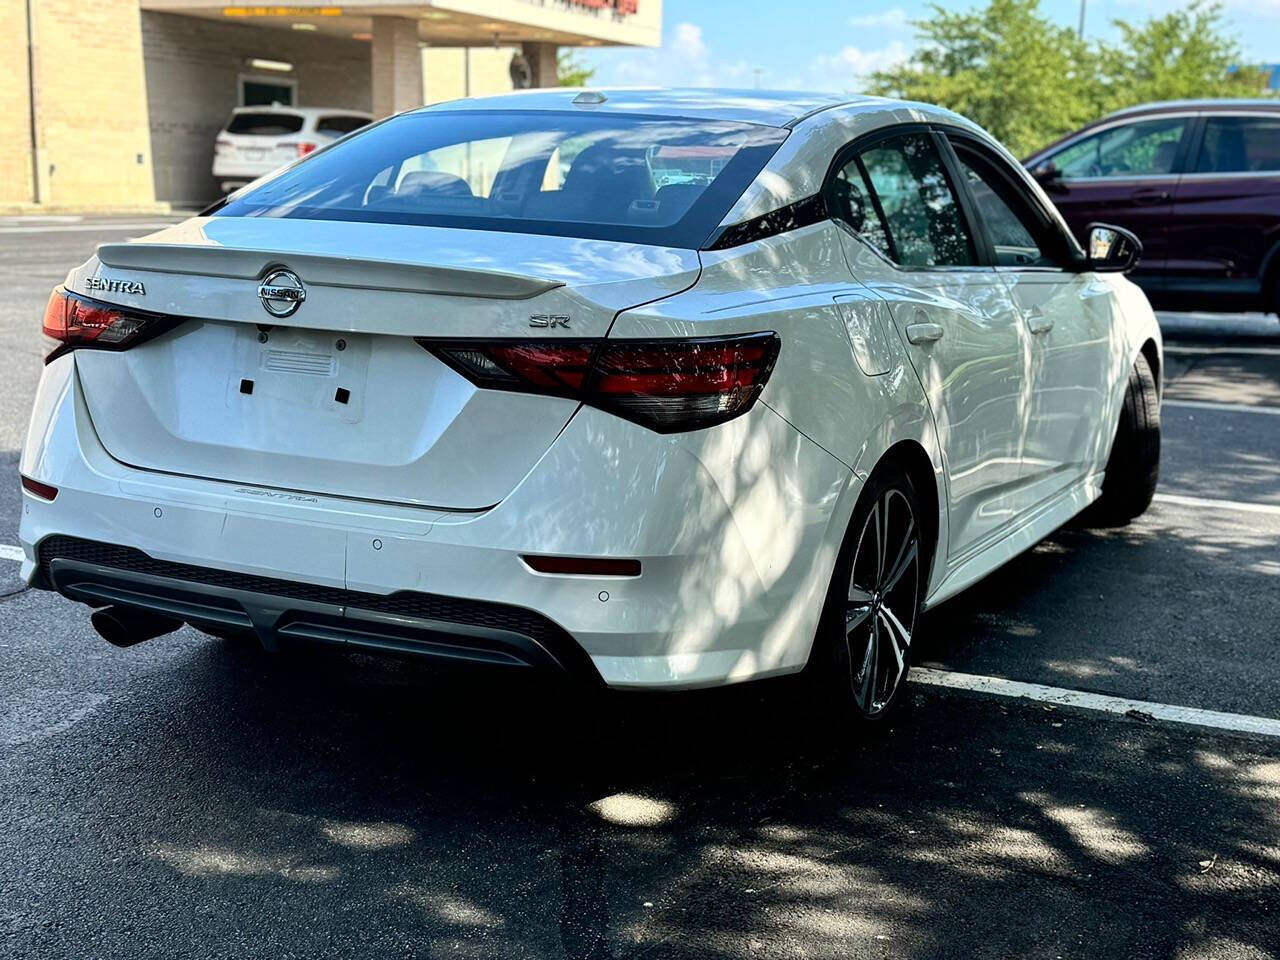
<box><xmin>529</xmin><ymin>314</ymin><xmax>570</xmax><ymax>329</ymax></box>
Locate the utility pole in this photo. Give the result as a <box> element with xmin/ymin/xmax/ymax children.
<box><xmin>1077</xmin><ymin>0</ymin><xmax>1086</xmax><ymax>38</ymax></box>
<box><xmin>25</xmin><ymin>0</ymin><xmax>41</xmax><ymax>204</ymax></box>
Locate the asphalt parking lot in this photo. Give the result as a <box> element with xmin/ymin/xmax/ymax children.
<box><xmin>1</xmin><ymin>216</ymin><xmax>1278</xmax><ymax>960</ymax></box>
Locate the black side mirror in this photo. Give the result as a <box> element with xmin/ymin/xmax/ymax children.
<box><xmin>1030</xmin><ymin>161</ymin><xmax>1062</xmax><ymax>183</ymax></box>
<box><xmin>1085</xmin><ymin>222</ymin><xmax>1143</xmax><ymax>274</ymax></box>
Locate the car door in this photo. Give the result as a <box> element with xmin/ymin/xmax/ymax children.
<box><xmin>949</xmin><ymin>133</ymin><xmax>1118</xmax><ymax>506</ymax></box>
<box><xmin>1032</xmin><ymin>114</ymin><xmax>1194</xmax><ymax>292</ymax></box>
<box><xmin>1168</xmin><ymin>112</ymin><xmax>1280</xmax><ymax>301</ymax></box>
<box><xmin>828</xmin><ymin>127</ymin><xmax>1033</xmax><ymax>562</ymax></box>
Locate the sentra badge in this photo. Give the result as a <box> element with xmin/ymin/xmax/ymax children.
<box><xmin>86</xmin><ymin>277</ymin><xmax>146</xmax><ymax>295</ymax></box>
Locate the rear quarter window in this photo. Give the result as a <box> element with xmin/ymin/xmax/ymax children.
<box><xmin>225</xmin><ymin>113</ymin><xmax>305</xmax><ymax>136</ymax></box>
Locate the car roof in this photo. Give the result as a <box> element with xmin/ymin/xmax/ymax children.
<box><xmin>1025</xmin><ymin>98</ymin><xmax>1280</xmax><ymax>162</ymax></box>
<box><xmin>418</xmin><ymin>87</ymin><xmax>869</xmax><ymax>128</ymax></box>
<box><xmin>230</xmin><ymin>105</ymin><xmax>372</xmax><ymax>119</ymax></box>
<box><xmin>1102</xmin><ymin>98</ymin><xmax>1280</xmax><ymax>121</ymax></box>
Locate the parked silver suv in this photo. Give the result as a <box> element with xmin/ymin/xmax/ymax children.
<box><xmin>213</xmin><ymin>105</ymin><xmax>371</xmax><ymax>193</ymax></box>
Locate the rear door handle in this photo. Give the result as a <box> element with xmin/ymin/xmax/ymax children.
<box><xmin>905</xmin><ymin>322</ymin><xmax>944</xmax><ymax>344</ymax></box>
<box><xmin>1131</xmin><ymin>188</ymin><xmax>1170</xmax><ymax>205</ymax></box>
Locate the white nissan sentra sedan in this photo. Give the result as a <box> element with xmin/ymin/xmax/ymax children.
<box><xmin>21</xmin><ymin>89</ymin><xmax>1161</xmax><ymax>724</ymax></box>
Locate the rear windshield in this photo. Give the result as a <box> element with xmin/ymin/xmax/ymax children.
<box><xmin>316</xmin><ymin>115</ymin><xmax>369</xmax><ymax>136</ymax></box>
<box><xmin>225</xmin><ymin>112</ymin><xmax>305</xmax><ymax>136</ymax></box>
<box><xmin>215</xmin><ymin>109</ymin><xmax>788</xmax><ymax>247</ymax></box>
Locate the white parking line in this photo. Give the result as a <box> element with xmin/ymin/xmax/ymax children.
<box><xmin>1154</xmin><ymin>492</ymin><xmax>1280</xmax><ymax>516</ymax></box>
<box><xmin>910</xmin><ymin>668</ymin><xmax>1280</xmax><ymax>738</ymax></box>
<box><xmin>1165</xmin><ymin>345</ymin><xmax>1280</xmax><ymax>357</ymax></box>
<box><xmin>0</xmin><ymin>545</ymin><xmax>26</xmax><ymax>563</ymax></box>
<box><xmin>0</xmin><ymin>221</ymin><xmax>181</xmax><ymax>235</ymax></box>
<box><xmin>1164</xmin><ymin>398</ymin><xmax>1280</xmax><ymax>416</ymax></box>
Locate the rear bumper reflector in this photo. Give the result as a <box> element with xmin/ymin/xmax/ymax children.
<box><xmin>521</xmin><ymin>555</ymin><xmax>641</xmax><ymax>577</ymax></box>
<box><xmin>21</xmin><ymin>476</ymin><xmax>58</xmax><ymax>501</ymax></box>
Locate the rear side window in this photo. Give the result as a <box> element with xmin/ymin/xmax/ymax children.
<box><xmin>316</xmin><ymin>115</ymin><xmax>369</xmax><ymax>136</ymax></box>
<box><xmin>1195</xmin><ymin>116</ymin><xmax>1280</xmax><ymax>173</ymax></box>
<box><xmin>216</xmin><ymin>109</ymin><xmax>788</xmax><ymax>248</ymax></box>
<box><xmin>225</xmin><ymin>112</ymin><xmax>304</xmax><ymax>136</ymax></box>
<box><xmin>833</xmin><ymin>132</ymin><xmax>975</xmax><ymax>268</ymax></box>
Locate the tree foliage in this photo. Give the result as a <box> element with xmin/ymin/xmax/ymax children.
<box><xmin>868</xmin><ymin>0</ymin><xmax>1271</xmax><ymax>157</ymax></box>
<box><xmin>557</xmin><ymin>50</ymin><xmax>597</xmax><ymax>87</ymax></box>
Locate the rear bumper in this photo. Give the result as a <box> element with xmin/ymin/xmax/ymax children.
<box><xmin>38</xmin><ymin>536</ymin><xmax>600</xmax><ymax>681</ymax></box>
<box><xmin>20</xmin><ymin>355</ymin><xmax>855</xmax><ymax>689</ymax></box>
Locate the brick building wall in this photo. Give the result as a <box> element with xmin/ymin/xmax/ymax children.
<box><xmin>11</xmin><ymin>0</ymin><xmax>156</xmax><ymax>208</ymax></box>
<box><xmin>423</xmin><ymin>46</ymin><xmax>519</xmax><ymax>105</ymax></box>
<box><xmin>0</xmin><ymin>0</ymin><xmax>34</xmax><ymax>204</ymax></box>
<box><xmin>141</xmin><ymin>11</ymin><xmax>371</xmax><ymax>205</ymax></box>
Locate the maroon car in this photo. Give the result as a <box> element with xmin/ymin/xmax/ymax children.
<box><xmin>1026</xmin><ymin>100</ymin><xmax>1280</xmax><ymax>315</ymax></box>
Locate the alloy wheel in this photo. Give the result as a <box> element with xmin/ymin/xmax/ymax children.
<box><xmin>844</xmin><ymin>487</ymin><xmax>920</xmax><ymax>716</ymax></box>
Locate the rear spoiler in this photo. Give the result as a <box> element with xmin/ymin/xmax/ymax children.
<box><xmin>95</xmin><ymin>243</ymin><xmax>565</xmax><ymax>301</ymax></box>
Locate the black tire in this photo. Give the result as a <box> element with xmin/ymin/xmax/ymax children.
<box><xmin>806</xmin><ymin>465</ymin><xmax>926</xmax><ymax>726</ymax></box>
<box><xmin>1092</xmin><ymin>352</ymin><xmax>1161</xmax><ymax>526</ymax></box>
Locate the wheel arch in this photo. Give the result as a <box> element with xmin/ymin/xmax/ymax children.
<box><xmin>1139</xmin><ymin>337</ymin><xmax>1161</xmax><ymax>396</ymax></box>
<box><xmin>875</xmin><ymin>439</ymin><xmax>941</xmax><ymax>584</ymax></box>
<box><xmin>1262</xmin><ymin>234</ymin><xmax>1280</xmax><ymax>315</ymax></box>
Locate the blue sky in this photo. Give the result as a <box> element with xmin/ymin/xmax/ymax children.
<box><xmin>578</xmin><ymin>0</ymin><xmax>1280</xmax><ymax>93</ymax></box>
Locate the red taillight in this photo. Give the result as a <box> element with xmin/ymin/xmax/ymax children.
<box><xmin>422</xmin><ymin>333</ymin><xmax>780</xmax><ymax>433</ymax></box>
<box><xmin>297</xmin><ymin>141</ymin><xmax>318</xmax><ymax>157</ymax></box>
<box><xmin>41</xmin><ymin>288</ymin><xmax>171</xmax><ymax>363</ymax></box>
<box><xmin>21</xmin><ymin>475</ymin><xmax>58</xmax><ymax>501</ymax></box>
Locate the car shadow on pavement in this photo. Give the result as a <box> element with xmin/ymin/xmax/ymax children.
<box><xmin>8</xmin><ymin>629</ymin><xmax>1279</xmax><ymax>960</ymax></box>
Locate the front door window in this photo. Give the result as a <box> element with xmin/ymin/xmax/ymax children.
<box><xmin>1051</xmin><ymin>117</ymin><xmax>1187</xmax><ymax>179</ymax></box>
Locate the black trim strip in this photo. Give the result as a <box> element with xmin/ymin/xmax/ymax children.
<box><xmin>704</xmin><ymin>194</ymin><xmax>829</xmax><ymax>251</ymax></box>
<box><xmin>36</xmin><ymin>535</ymin><xmax>603</xmax><ymax>683</ymax></box>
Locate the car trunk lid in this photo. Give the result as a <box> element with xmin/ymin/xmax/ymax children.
<box><xmin>70</xmin><ymin>216</ymin><xmax>700</xmax><ymax>510</ymax></box>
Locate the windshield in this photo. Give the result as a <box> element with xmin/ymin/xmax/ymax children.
<box><xmin>215</xmin><ymin>109</ymin><xmax>788</xmax><ymax>248</ymax></box>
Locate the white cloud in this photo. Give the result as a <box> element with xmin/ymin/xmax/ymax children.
<box><xmin>849</xmin><ymin>7</ymin><xmax>910</xmax><ymax>29</ymax></box>
<box><xmin>583</xmin><ymin>18</ymin><xmax>912</xmax><ymax>94</ymax></box>
<box><xmin>669</xmin><ymin>21</ymin><xmax>709</xmax><ymax>63</ymax></box>
<box><xmin>809</xmin><ymin>41</ymin><xmax>911</xmax><ymax>90</ymax></box>
<box><xmin>597</xmin><ymin>20</ymin><xmax>721</xmax><ymax>87</ymax></box>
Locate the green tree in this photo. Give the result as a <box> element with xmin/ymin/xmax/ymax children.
<box><xmin>1098</xmin><ymin>2</ymin><xmax>1268</xmax><ymax>110</ymax></box>
<box><xmin>557</xmin><ymin>50</ymin><xmax>596</xmax><ymax>87</ymax></box>
<box><xmin>868</xmin><ymin>0</ymin><xmax>1271</xmax><ymax>158</ymax></box>
<box><xmin>868</xmin><ymin>0</ymin><xmax>1098</xmax><ymax>158</ymax></box>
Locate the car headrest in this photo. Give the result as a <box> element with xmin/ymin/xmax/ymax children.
<box><xmin>397</xmin><ymin>171</ymin><xmax>474</xmax><ymax>197</ymax></box>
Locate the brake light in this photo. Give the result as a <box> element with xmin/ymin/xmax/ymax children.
<box><xmin>297</xmin><ymin>141</ymin><xmax>317</xmax><ymax>157</ymax></box>
<box><xmin>41</xmin><ymin>288</ymin><xmax>173</xmax><ymax>363</ymax></box>
<box><xmin>422</xmin><ymin>333</ymin><xmax>780</xmax><ymax>433</ymax></box>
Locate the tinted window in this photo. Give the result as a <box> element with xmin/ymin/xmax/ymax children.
<box><xmin>216</xmin><ymin>110</ymin><xmax>787</xmax><ymax>248</ymax></box>
<box><xmin>831</xmin><ymin>159</ymin><xmax>894</xmax><ymax>255</ymax></box>
<box><xmin>1195</xmin><ymin>115</ymin><xmax>1280</xmax><ymax>173</ymax></box>
<box><xmin>852</xmin><ymin>133</ymin><xmax>975</xmax><ymax>268</ymax></box>
<box><xmin>316</xmin><ymin>115</ymin><xmax>369</xmax><ymax>136</ymax></box>
<box><xmin>954</xmin><ymin>149</ymin><xmax>1056</xmax><ymax>268</ymax></box>
<box><xmin>226</xmin><ymin>112</ymin><xmax>304</xmax><ymax>136</ymax></box>
<box><xmin>1050</xmin><ymin>117</ymin><xmax>1186</xmax><ymax>178</ymax></box>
